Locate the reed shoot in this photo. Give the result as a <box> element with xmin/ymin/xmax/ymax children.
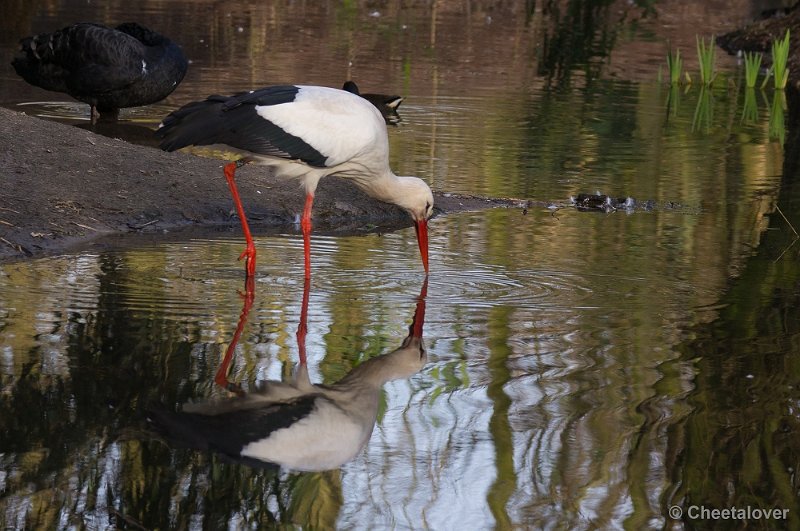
<box><xmin>743</xmin><ymin>51</ymin><xmax>763</xmax><ymax>88</ymax></box>
<box><xmin>696</xmin><ymin>36</ymin><xmax>717</xmax><ymax>86</ymax></box>
<box><xmin>771</xmin><ymin>29</ymin><xmax>790</xmax><ymax>90</ymax></box>
<box><xmin>667</xmin><ymin>48</ymin><xmax>683</xmax><ymax>85</ymax></box>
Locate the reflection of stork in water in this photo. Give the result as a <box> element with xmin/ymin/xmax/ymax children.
<box><xmin>149</xmin><ymin>277</ymin><xmax>428</xmax><ymax>471</ymax></box>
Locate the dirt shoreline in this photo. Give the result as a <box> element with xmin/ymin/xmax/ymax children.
<box><xmin>1</xmin><ymin>107</ymin><xmax>531</xmax><ymax>263</ymax></box>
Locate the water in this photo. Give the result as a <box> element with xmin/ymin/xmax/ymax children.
<box><xmin>2</xmin><ymin>1</ymin><xmax>800</xmax><ymax>529</ymax></box>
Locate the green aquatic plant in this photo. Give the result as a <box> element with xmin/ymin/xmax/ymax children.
<box><xmin>696</xmin><ymin>35</ymin><xmax>717</xmax><ymax>86</ymax></box>
<box><xmin>743</xmin><ymin>51</ymin><xmax>763</xmax><ymax>88</ymax></box>
<box><xmin>771</xmin><ymin>29</ymin><xmax>790</xmax><ymax>90</ymax></box>
<box><xmin>666</xmin><ymin>48</ymin><xmax>683</xmax><ymax>85</ymax></box>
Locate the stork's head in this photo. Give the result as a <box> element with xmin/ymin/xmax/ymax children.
<box><xmin>393</xmin><ymin>176</ymin><xmax>434</xmax><ymax>273</ymax></box>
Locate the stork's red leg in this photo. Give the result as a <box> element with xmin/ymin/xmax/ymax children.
<box><xmin>295</xmin><ymin>275</ymin><xmax>311</xmax><ymax>366</ymax></box>
<box><xmin>214</xmin><ymin>274</ymin><xmax>255</xmax><ymax>395</ymax></box>
<box><xmin>300</xmin><ymin>192</ymin><xmax>315</xmax><ymax>279</ymax></box>
<box><xmin>224</xmin><ymin>161</ymin><xmax>256</xmax><ymax>277</ymax></box>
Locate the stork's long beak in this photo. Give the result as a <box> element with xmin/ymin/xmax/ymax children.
<box><xmin>414</xmin><ymin>218</ymin><xmax>429</xmax><ymax>273</ymax></box>
<box><xmin>406</xmin><ymin>275</ymin><xmax>428</xmax><ymax>341</ymax></box>
<box><xmin>412</xmin><ymin>276</ymin><xmax>428</xmax><ymax>338</ymax></box>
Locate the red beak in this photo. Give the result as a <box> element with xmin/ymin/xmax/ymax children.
<box><xmin>414</xmin><ymin>218</ymin><xmax>429</xmax><ymax>273</ymax></box>
<box><xmin>410</xmin><ymin>276</ymin><xmax>428</xmax><ymax>338</ymax></box>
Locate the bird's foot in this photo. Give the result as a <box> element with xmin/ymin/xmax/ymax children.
<box><xmin>214</xmin><ymin>374</ymin><xmax>246</xmax><ymax>396</ymax></box>
<box><xmin>238</xmin><ymin>245</ymin><xmax>257</xmax><ymax>277</ymax></box>
<box><xmin>225</xmin><ymin>382</ymin><xmax>246</xmax><ymax>397</ymax></box>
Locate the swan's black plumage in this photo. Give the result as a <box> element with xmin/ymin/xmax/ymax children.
<box><xmin>342</xmin><ymin>80</ymin><xmax>403</xmax><ymax>124</ymax></box>
<box><xmin>11</xmin><ymin>22</ymin><xmax>188</xmax><ymax>120</ymax></box>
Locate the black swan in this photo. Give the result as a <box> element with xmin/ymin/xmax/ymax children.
<box><xmin>12</xmin><ymin>22</ymin><xmax>188</xmax><ymax>121</ymax></box>
<box><xmin>343</xmin><ymin>80</ymin><xmax>404</xmax><ymax>124</ymax></box>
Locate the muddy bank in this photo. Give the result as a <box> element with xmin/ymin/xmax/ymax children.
<box><xmin>0</xmin><ymin>107</ymin><xmax>534</xmax><ymax>262</ymax></box>
<box><xmin>717</xmin><ymin>3</ymin><xmax>800</xmax><ymax>89</ymax></box>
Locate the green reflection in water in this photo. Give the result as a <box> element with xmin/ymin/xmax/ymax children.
<box><xmin>487</xmin><ymin>306</ymin><xmax>516</xmax><ymax>528</ymax></box>
<box><xmin>663</xmin><ymin>178</ymin><xmax>800</xmax><ymax>528</ymax></box>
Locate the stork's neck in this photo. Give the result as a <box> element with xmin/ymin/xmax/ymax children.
<box><xmin>346</xmin><ymin>169</ymin><xmax>399</xmax><ymax>201</ymax></box>
<box><xmin>355</xmin><ymin>172</ymin><xmax>425</xmax><ymax>214</ymax></box>
<box><xmin>336</xmin><ymin>338</ymin><xmax>425</xmax><ymax>390</ymax></box>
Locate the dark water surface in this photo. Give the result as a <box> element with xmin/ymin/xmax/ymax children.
<box><xmin>2</xmin><ymin>1</ymin><xmax>800</xmax><ymax>529</ymax></box>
